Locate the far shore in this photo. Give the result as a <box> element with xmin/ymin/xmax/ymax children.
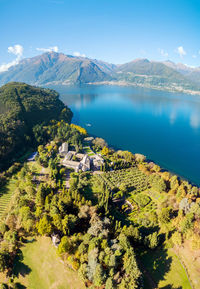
<box><xmin>45</xmin><ymin>80</ymin><xmax>200</xmax><ymax>96</ymax></box>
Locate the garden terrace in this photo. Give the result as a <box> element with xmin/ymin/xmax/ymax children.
<box><xmin>97</xmin><ymin>167</ymin><xmax>149</xmax><ymax>192</ymax></box>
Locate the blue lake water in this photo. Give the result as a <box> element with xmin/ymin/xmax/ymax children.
<box><xmin>50</xmin><ymin>85</ymin><xmax>200</xmax><ymax>185</ymax></box>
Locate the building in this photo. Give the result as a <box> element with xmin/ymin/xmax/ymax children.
<box><xmin>62</xmin><ymin>151</ymin><xmax>91</xmax><ymax>172</ymax></box>
<box><xmin>91</xmin><ymin>154</ymin><xmax>104</xmax><ymax>170</ymax></box>
<box><xmin>64</xmin><ymin>151</ymin><xmax>75</xmax><ymax>161</ymax></box>
<box><xmin>62</xmin><ymin>159</ymin><xmax>81</xmax><ymax>172</ymax></box>
<box><xmin>80</xmin><ymin>154</ymin><xmax>91</xmax><ymax>171</ymax></box>
<box><xmin>59</xmin><ymin>142</ymin><xmax>68</xmax><ymax>156</ymax></box>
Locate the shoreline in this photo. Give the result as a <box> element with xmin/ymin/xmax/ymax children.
<box><xmin>47</xmin><ymin>81</ymin><xmax>200</xmax><ymax>96</ymax></box>
<box><xmin>80</xmin><ymin>130</ymin><xmax>200</xmax><ymax>187</ymax></box>
<box><xmin>87</xmin><ymin>81</ymin><xmax>200</xmax><ymax>96</ymax></box>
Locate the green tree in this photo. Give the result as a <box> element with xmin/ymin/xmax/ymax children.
<box><xmin>4</xmin><ymin>231</ymin><xmax>17</xmax><ymax>245</ymax></box>
<box><xmin>158</xmin><ymin>207</ymin><xmax>172</xmax><ymax>225</ymax></box>
<box><xmin>145</xmin><ymin>232</ymin><xmax>159</xmax><ymax>249</ymax></box>
<box><xmin>122</xmin><ymin>247</ymin><xmax>141</xmax><ymax>288</ymax></box>
<box><xmin>37</xmin><ymin>214</ymin><xmax>52</xmax><ymax>235</ymax></box>
<box><xmin>149</xmin><ymin>174</ymin><xmax>166</xmax><ymax>192</ymax></box>
<box><xmin>172</xmin><ymin>231</ymin><xmax>182</xmax><ymax>246</ymax></box>
<box><xmin>93</xmin><ymin>263</ymin><xmax>105</xmax><ymax>287</ymax></box>
<box><xmin>0</xmin><ymin>252</ymin><xmax>9</xmax><ymax>272</ymax></box>
<box><xmin>0</xmin><ymin>283</ymin><xmax>8</xmax><ymax>289</ymax></box>
<box><xmin>105</xmin><ymin>277</ymin><xmax>114</xmax><ymax>289</ymax></box>
<box><xmin>170</xmin><ymin>175</ymin><xmax>179</xmax><ymax>189</ymax></box>
<box><xmin>57</xmin><ymin>236</ymin><xmax>71</xmax><ymax>255</ymax></box>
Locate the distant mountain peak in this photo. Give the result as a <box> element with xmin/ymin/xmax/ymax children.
<box><xmin>0</xmin><ymin>52</ymin><xmax>199</xmax><ymax>93</ymax></box>
<box><xmin>131</xmin><ymin>58</ymin><xmax>150</xmax><ymax>64</ymax></box>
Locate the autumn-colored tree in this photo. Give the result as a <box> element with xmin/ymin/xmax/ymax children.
<box><xmin>37</xmin><ymin>214</ymin><xmax>52</xmax><ymax>235</ymax></box>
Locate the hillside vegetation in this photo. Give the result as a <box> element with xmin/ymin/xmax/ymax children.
<box><xmin>0</xmin><ymin>85</ymin><xmax>199</xmax><ymax>288</ymax></box>
<box><xmin>0</xmin><ymin>82</ymin><xmax>72</xmax><ymax>170</ymax></box>
<box><xmin>0</xmin><ymin>120</ymin><xmax>199</xmax><ymax>288</ymax></box>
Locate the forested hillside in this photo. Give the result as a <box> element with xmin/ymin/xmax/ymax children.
<box><xmin>0</xmin><ymin>121</ymin><xmax>198</xmax><ymax>288</ymax></box>
<box><xmin>0</xmin><ymin>82</ymin><xmax>72</xmax><ymax>170</ymax></box>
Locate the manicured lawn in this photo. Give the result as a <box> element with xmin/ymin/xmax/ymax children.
<box><xmin>139</xmin><ymin>246</ymin><xmax>192</xmax><ymax>289</ymax></box>
<box><xmin>83</xmin><ymin>146</ymin><xmax>94</xmax><ymax>155</ymax></box>
<box><xmin>13</xmin><ymin>236</ymin><xmax>85</xmax><ymax>289</ymax></box>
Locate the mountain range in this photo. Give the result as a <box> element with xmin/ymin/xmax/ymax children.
<box><xmin>0</xmin><ymin>52</ymin><xmax>200</xmax><ymax>94</ymax></box>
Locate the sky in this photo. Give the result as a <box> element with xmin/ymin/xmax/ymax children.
<box><xmin>0</xmin><ymin>0</ymin><xmax>200</xmax><ymax>70</ymax></box>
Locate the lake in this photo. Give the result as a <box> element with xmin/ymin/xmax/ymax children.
<box><xmin>50</xmin><ymin>85</ymin><xmax>200</xmax><ymax>185</ymax></box>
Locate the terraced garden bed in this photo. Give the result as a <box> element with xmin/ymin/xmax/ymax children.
<box><xmin>95</xmin><ymin>167</ymin><xmax>149</xmax><ymax>192</ymax></box>
<box><xmin>0</xmin><ymin>178</ymin><xmax>17</xmax><ymax>217</ymax></box>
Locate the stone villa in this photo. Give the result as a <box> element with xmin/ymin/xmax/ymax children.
<box><xmin>58</xmin><ymin>142</ymin><xmax>104</xmax><ymax>172</ymax></box>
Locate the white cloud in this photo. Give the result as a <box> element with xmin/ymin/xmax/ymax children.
<box><xmin>192</xmin><ymin>54</ymin><xmax>197</xmax><ymax>59</ymax></box>
<box><xmin>184</xmin><ymin>63</ymin><xmax>195</xmax><ymax>68</ymax></box>
<box><xmin>176</xmin><ymin>46</ymin><xmax>186</xmax><ymax>58</ymax></box>
<box><xmin>158</xmin><ymin>48</ymin><xmax>168</xmax><ymax>58</ymax></box>
<box><xmin>36</xmin><ymin>46</ymin><xmax>59</xmax><ymax>53</ymax></box>
<box><xmin>0</xmin><ymin>44</ymin><xmax>24</xmax><ymax>73</ymax></box>
<box><xmin>8</xmin><ymin>44</ymin><xmax>23</xmax><ymax>57</ymax></box>
<box><xmin>73</xmin><ymin>51</ymin><xmax>86</xmax><ymax>58</ymax></box>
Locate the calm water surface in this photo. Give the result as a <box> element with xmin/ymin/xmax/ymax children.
<box><xmin>50</xmin><ymin>85</ymin><xmax>200</xmax><ymax>185</ymax></box>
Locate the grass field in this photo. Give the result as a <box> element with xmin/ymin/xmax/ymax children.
<box><xmin>12</xmin><ymin>237</ymin><xmax>85</xmax><ymax>289</ymax></box>
<box><xmin>139</xmin><ymin>246</ymin><xmax>192</xmax><ymax>289</ymax></box>
<box><xmin>174</xmin><ymin>242</ymin><xmax>200</xmax><ymax>289</ymax></box>
<box><xmin>83</xmin><ymin>146</ymin><xmax>95</xmax><ymax>156</ymax></box>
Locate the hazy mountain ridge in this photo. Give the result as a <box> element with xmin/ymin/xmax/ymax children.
<box><xmin>163</xmin><ymin>60</ymin><xmax>200</xmax><ymax>84</ymax></box>
<box><xmin>111</xmin><ymin>58</ymin><xmax>200</xmax><ymax>93</ymax></box>
<box><xmin>0</xmin><ymin>52</ymin><xmax>200</xmax><ymax>93</ymax></box>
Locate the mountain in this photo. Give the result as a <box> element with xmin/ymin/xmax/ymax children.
<box><xmin>0</xmin><ymin>52</ymin><xmax>200</xmax><ymax>94</ymax></box>
<box><xmin>114</xmin><ymin>58</ymin><xmax>200</xmax><ymax>92</ymax></box>
<box><xmin>162</xmin><ymin>60</ymin><xmax>194</xmax><ymax>74</ymax></box>
<box><xmin>0</xmin><ymin>82</ymin><xmax>72</xmax><ymax>169</ymax></box>
<box><xmin>0</xmin><ymin>52</ymin><xmax>113</xmax><ymax>86</ymax></box>
<box><xmin>163</xmin><ymin>60</ymin><xmax>200</xmax><ymax>84</ymax></box>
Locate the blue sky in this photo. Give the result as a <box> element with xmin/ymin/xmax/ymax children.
<box><xmin>0</xmin><ymin>0</ymin><xmax>200</xmax><ymax>68</ymax></box>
